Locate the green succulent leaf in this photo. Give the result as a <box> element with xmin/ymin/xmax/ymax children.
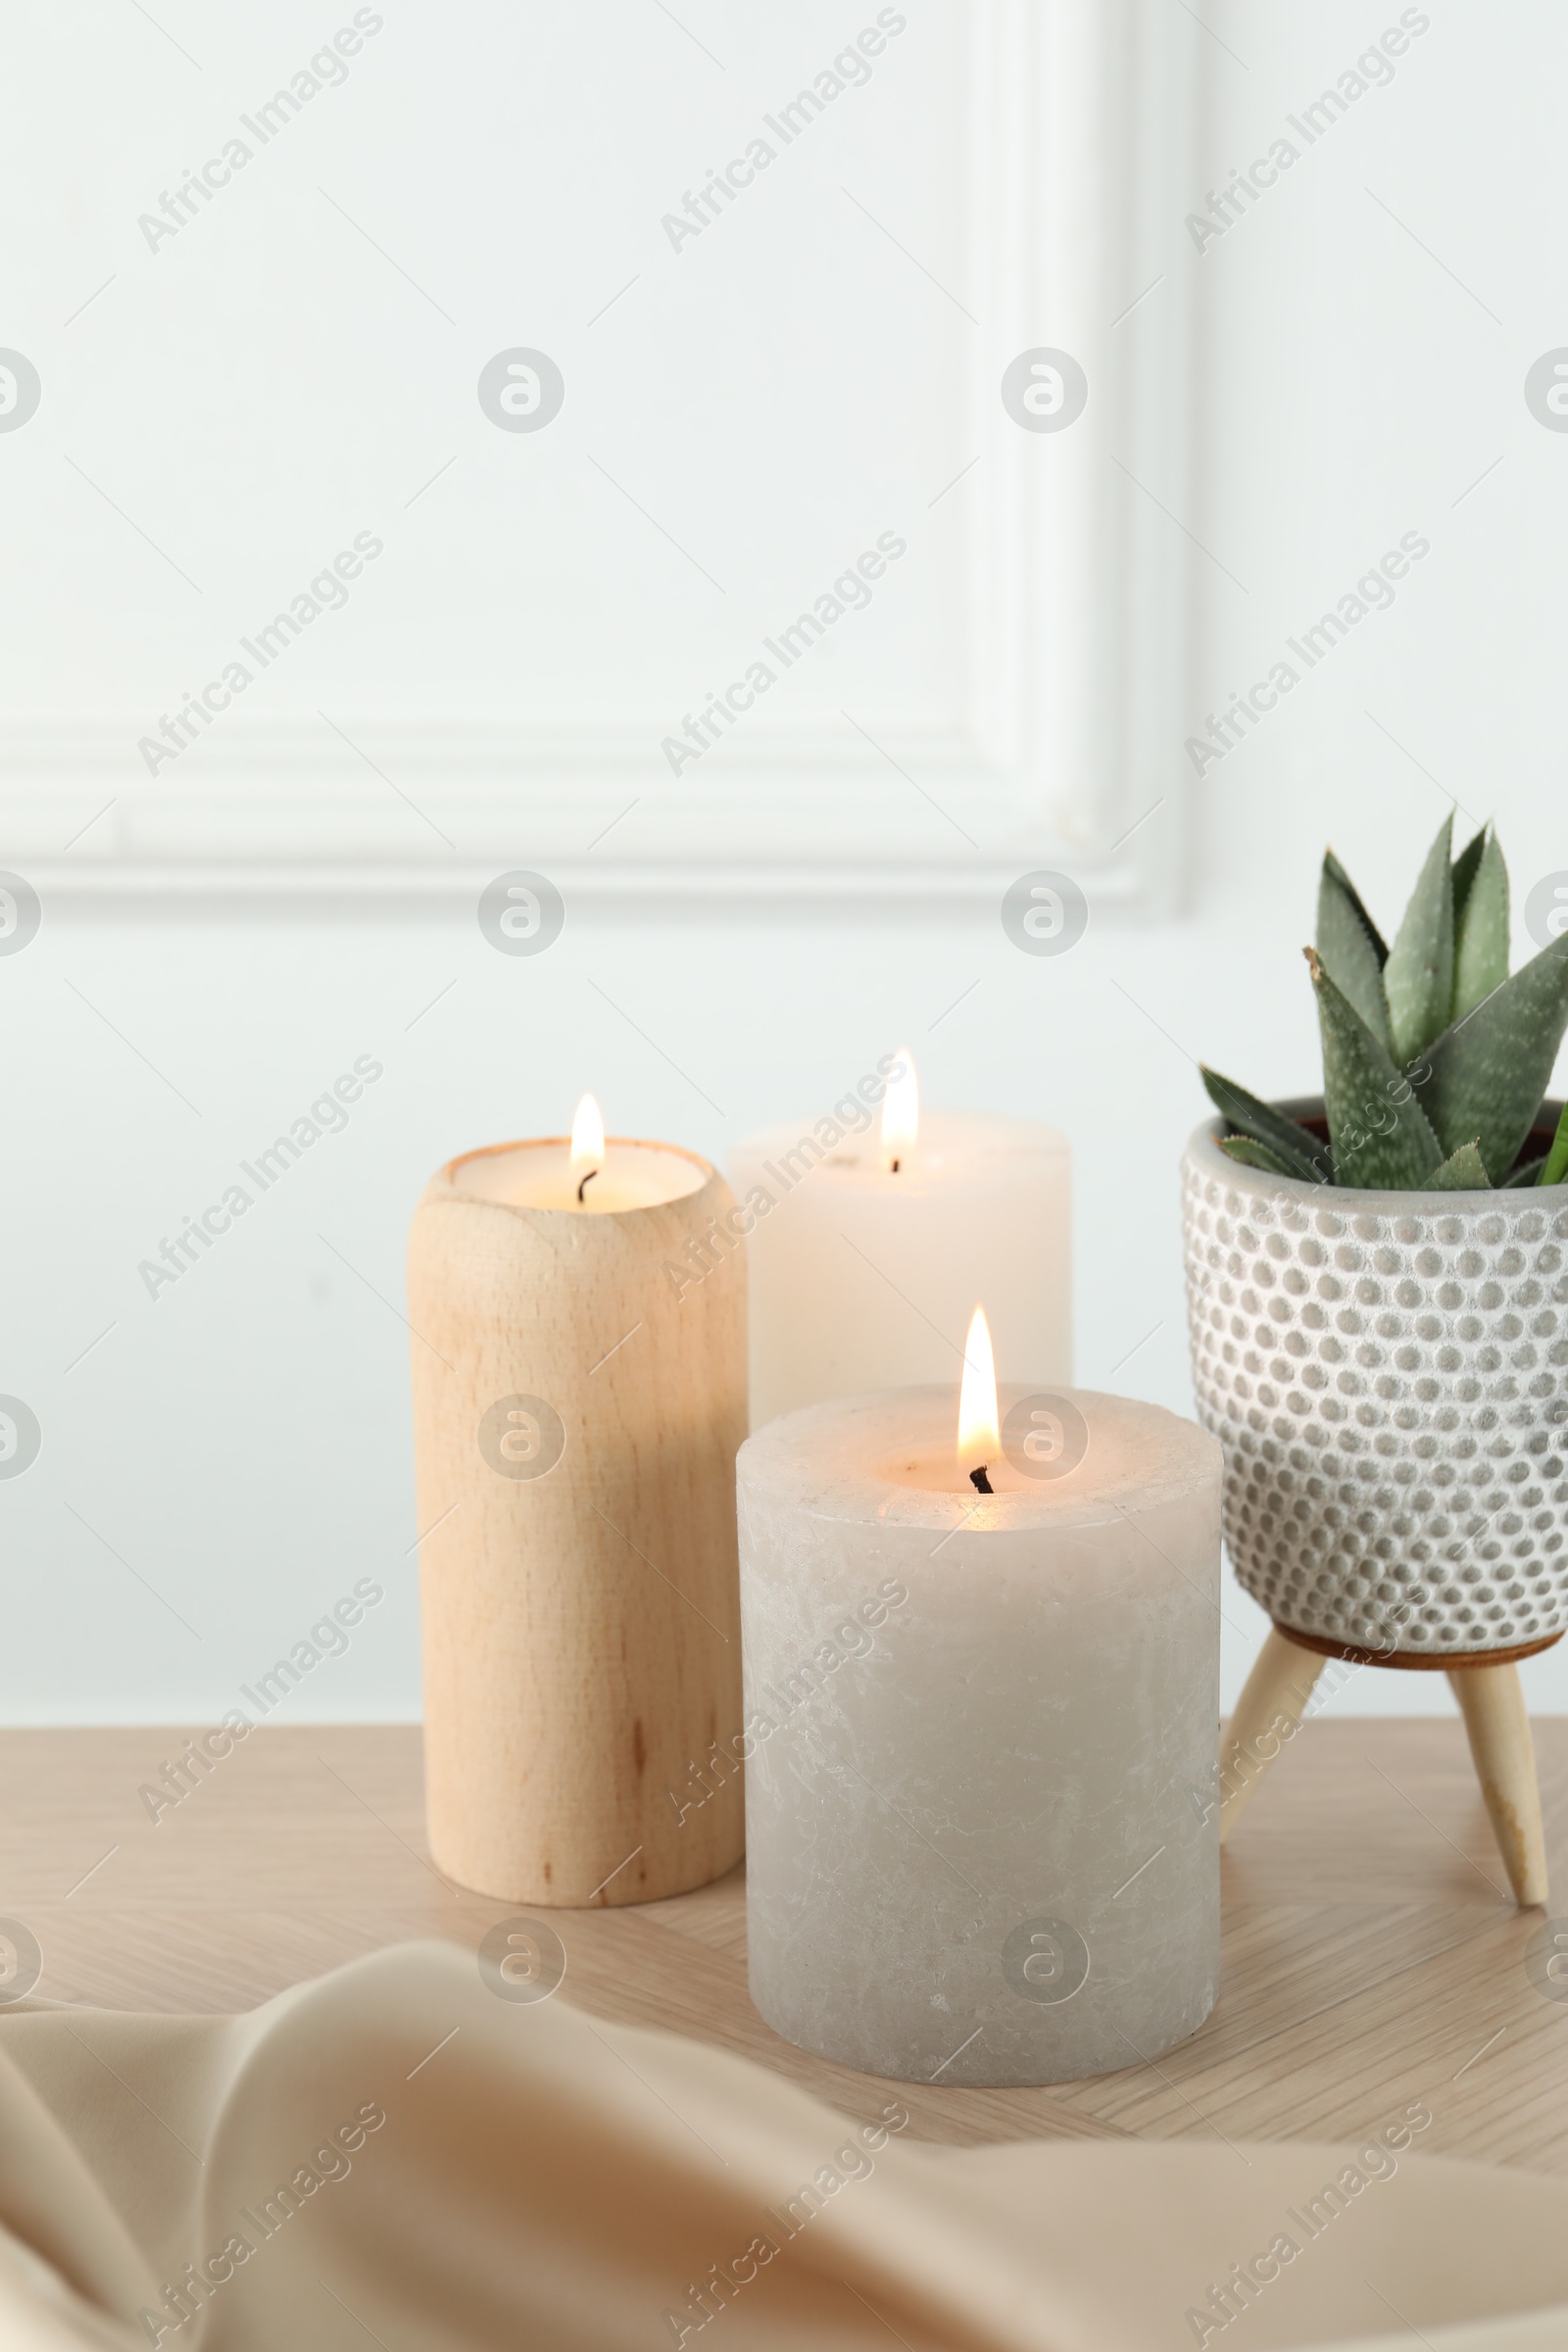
<box><xmin>1217</xmin><ymin>1134</ymin><xmax>1295</xmax><ymax>1177</ymax></box>
<box><xmin>1383</xmin><ymin>813</ymin><xmax>1454</xmax><ymax>1064</ymax></box>
<box><xmin>1451</xmin><ymin>827</ymin><xmax>1509</xmax><ymax>1022</ymax></box>
<box><xmin>1207</xmin><ymin>826</ymin><xmax>1565</xmax><ymax>1195</ymax></box>
<box><xmin>1426</xmin><ymin>1139</ymin><xmax>1491</xmax><ymax>1191</ymax></box>
<box><xmin>1323</xmin><ymin>850</ymin><xmax>1389</xmax><ymax>965</ymax></box>
<box><xmin>1539</xmin><ymin>1102</ymin><xmax>1568</xmax><ymax>1188</ymax></box>
<box><xmin>1200</xmin><ymin>1067</ymin><xmax>1331</xmax><ymax>1183</ymax></box>
<box><xmin>1317</xmin><ymin>857</ymin><xmax>1394</xmax><ymax>1053</ymax></box>
<box><xmin>1306</xmin><ymin>949</ymin><xmax>1445</xmax><ymax>1188</ymax></box>
<box><xmin>1450</xmin><ymin>823</ymin><xmax>1489</xmax><ymax>931</ymax></box>
<box><xmin>1416</xmin><ymin>929</ymin><xmax>1568</xmax><ymax>1180</ymax></box>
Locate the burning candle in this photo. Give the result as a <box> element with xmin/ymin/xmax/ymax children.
<box><xmin>880</xmin><ymin>1047</ymin><xmax>919</xmax><ymax>1173</ymax></box>
<box><xmin>737</xmin><ymin>1319</ymin><xmax>1222</xmax><ymax>2085</ymax></box>
<box><xmin>957</xmin><ymin>1304</ymin><xmax>1000</xmax><ymax>1492</ymax></box>
<box><xmin>728</xmin><ymin>1054</ymin><xmax>1070</xmax><ymax>1427</ymax></box>
<box><xmin>408</xmin><ymin>1099</ymin><xmax>747</xmax><ymax>1906</ymax></box>
<box><xmin>456</xmin><ymin>1093</ymin><xmax>697</xmax><ymax>1215</ymax></box>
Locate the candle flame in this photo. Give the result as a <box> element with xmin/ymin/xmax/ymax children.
<box><xmin>570</xmin><ymin>1094</ymin><xmax>606</xmax><ymax>1192</ymax></box>
<box><xmin>956</xmin><ymin>1304</ymin><xmax>1001</xmax><ymax>1475</ymax></box>
<box><xmin>881</xmin><ymin>1048</ymin><xmax>918</xmax><ymax>1171</ymax></box>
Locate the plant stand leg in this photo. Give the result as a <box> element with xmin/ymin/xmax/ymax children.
<box><xmin>1446</xmin><ymin>1663</ymin><xmax>1548</xmax><ymax>1908</ymax></box>
<box><xmin>1218</xmin><ymin>1628</ymin><xmax>1326</xmax><ymax>1844</ymax></box>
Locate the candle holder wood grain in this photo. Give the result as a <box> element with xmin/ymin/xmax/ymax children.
<box><xmin>408</xmin><ymin>1140</ymin><xmax>746</xmax><ymax>1908</ymax></box>
<box><xmin>1219</xmin><ymin>1624</ymin><xmax>1557</xmax><ymax>1905</ymax></box>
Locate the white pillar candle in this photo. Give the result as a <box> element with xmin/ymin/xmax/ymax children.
<box><xmin>737</xmin><ymin>1362</ymin><xmax>1222</xmax><ymax>2085</ymax></box>
<box><xmin>727</xmin><ymin>1054</ymin><xmax>1070</xmax><ymax>1427</ymax></box>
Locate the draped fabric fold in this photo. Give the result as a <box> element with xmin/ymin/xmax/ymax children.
<box><xmin>0</xmin><ymin>1941</ymin><xmax>1562</xmax><ymax>2351</ymax></box>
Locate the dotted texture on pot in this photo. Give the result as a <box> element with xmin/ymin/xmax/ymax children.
<box><xmin>1181</xmin><ymin>1126</ymin><xmax>1568</xmax><ymax>1655</ymax></box>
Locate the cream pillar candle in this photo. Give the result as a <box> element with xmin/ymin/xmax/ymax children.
<box><xmin>737</xmin><ymin>1360</ymin><xmax>1222</xmax><ymax>2085</ymax></box>
<box><xmin>408</xmin><ymin>1101</ymin><xmax>746</xmax><ymax>1908</ymax></box>
<box><xmin>727</xmin><ymin>1054</ymin><xmax>1070</xmax><ymax>1426</ymax></box>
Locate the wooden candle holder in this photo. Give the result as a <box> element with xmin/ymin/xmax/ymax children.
<box><xmin>1219</xmin><ymin>1623</ymin><xmax>1556</xmax><ymax>1906</ymax></box>
<box><xmin>408</xmin><ymin>1140</ymin><xmax>746</xmax><ymax>1907</ymax></box>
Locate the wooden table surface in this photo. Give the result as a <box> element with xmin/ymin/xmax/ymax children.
<box><xmin>6</xmin><ymin>1720</ymin><xmax>1568</xmax><ymax>2171</ymax></box>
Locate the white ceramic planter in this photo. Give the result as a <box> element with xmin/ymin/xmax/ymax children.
<box><xmin>1181</xmin><ymin>1099</ymin><xmax>1568</xmax><ymax>1659</ymax></box>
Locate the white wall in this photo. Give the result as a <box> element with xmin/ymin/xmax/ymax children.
<box><xmin>5</xmin><ymin>1</ymin><xmax>1568</xmax><ymax>1724</ymax></box>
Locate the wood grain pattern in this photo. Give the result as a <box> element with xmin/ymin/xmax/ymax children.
<box><xmin>1221</xmin><ymin>1632</ymin><xmax>1552</xmax><ymax>1908</ymax></box>
<box><xmin>6</xmin><ymin>1718</ymin><xmax>1567</xmax><ymax>2166</ymax></box>
<box><xmin>1448</xmin><ymin>1663</ymin><xmax>1549</xmax><ymax>1906</ymax></box>
<box><xmin>407</xmin><ymin>1144</ymin><xmax>746</xmax><ymax>1906</ymax></box>
<box><xmin>1218</xmin><ymin>1627</ymin><xmax>1324</xmax><ymax>1841</ymax></box>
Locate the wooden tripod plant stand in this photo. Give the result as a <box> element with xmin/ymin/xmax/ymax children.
<box><xmin>1220</xmin><ymin>1625</ymin><xmax>1553</xmax><ymax>1907</ymax></box>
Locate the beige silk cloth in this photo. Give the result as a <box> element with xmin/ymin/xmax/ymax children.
<box><xmin>0</xmin><ymin>1940</ymin><xmax>1563</xmax><ymax>2352</ymax></box>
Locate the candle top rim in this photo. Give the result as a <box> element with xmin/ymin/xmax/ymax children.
<box><xmin>739</xmin><ymin>1384</ymin><xmax>1220</xmax><ymax>1529</ymax></box>
<box><xmin>440</xmin><ymin>1136</ymin><xmax>713</xmax><ymax>1213</ymax></box>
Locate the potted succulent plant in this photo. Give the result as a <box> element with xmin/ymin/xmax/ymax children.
<box><xmin>1181</xmin><ymin>819</ymin><xmax>1568</xmax><ymax>1905</ymax></box>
